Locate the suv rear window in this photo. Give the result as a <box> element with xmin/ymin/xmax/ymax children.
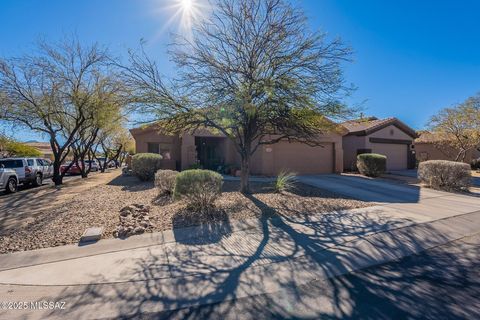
<box><xmin>0</xmin><ymin>160</ymin><xmax>24</xmax><ymax>168</ymax></box>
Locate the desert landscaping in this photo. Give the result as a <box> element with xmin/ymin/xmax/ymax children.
<box><xmin>0</xmin><ymin>170</ymin><xmax>371</xmax><ymax>254</ymax></box>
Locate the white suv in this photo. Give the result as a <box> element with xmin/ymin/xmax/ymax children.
<box><xmin>0</xmin><ymin>158</ymin><xmax>53</xmax><ymax>187</ymax></box>
<box><xmin>0</xmin><ymin>165</ymin><xmax>18</xmax><ymax>193</ymax></box>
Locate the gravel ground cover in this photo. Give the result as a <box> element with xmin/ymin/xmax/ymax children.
<box><xmin>0</xmin><ymin>175</ymin><xmax>371</xmax><ymax>254</ymax></box>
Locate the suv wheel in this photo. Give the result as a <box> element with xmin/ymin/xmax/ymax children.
<box><xmin>5</xmin><ymin>177</ymin><xmax>18</xmax><ymax>194</ymax></box>
<box><xmin>33</xmin><ymin>173</ymin><xmax>43</xmax><ymax>187</ymax></box>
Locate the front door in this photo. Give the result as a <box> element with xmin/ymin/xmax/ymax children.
<box><xmin>195</xmin><ymin>137</ymin><xmax>224</xmax><ymax>170</ymax></box>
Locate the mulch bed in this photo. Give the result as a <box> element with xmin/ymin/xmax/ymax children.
<box><xmin>0</xmin><ymin>175</ymin><xmax>371</xmax><ymax>254</ymax></box>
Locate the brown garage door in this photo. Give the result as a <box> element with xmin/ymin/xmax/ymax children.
<box><xmin>371</xmin><ymin>143</ymin><xmax>407</xmax><ymax>170</ymax></box>
<box><xmin>273</xmin><ymin>142</ymin><xmax>334</xmax><ymax>174</ymax></box>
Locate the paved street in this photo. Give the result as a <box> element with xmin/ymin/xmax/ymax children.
<box><xmin>0</xmin><ymin>174</ymin><xmax>79</xmax><ymax>197</ymax></box>
<box><xmin>0</xmin><ymin>170</ymin><xmax>120</xmax><ymax>232</ymax></box>
<box><xmin>0</xmin><ymin>204</ymin><xmax>479</xmax><ymax>318</ymax></box>
<box><xmin>0</xmin><ymin>174</ymin><xmax>479</xmax><ymax>319</ymax></box>
<box><xmin>136</xmin><ymin>233</ymin><xmax>480</xmax><ymax>319</ymax></box>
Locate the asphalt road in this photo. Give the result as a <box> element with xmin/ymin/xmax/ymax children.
<box><xmin>0</xmin><ymin>172</ymin><xmax>91</xmax><ymax>197</ymax></box>
<box><xmin>139</xmin><ymin>233</ymin><xmax>480</xmax><ymax>320</ymax></box>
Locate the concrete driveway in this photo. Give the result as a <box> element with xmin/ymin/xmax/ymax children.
<box><xmin>299</xmin><ymin>174</ymin><xmax>480</xmax><ymax>221</ymax></box>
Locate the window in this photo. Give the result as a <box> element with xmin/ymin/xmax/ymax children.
<box><xmin>161</xmin><ymin>150</ymin><xmax>171</xmax><ymax>160</ymax></box>
<box><xmin>36</xmin><ymin>159</ymin><xmax>44</xmax><ymax>165</ymax></box>
<box><xmin>0</xmin><ymin>160</ymin><xmax>23</xmax><ymax>168</ymax></box>
<box><xmin>147</xmin><ymin>143</ymin><xmax>160</xmax><ymax>154</ymax></box>
<box><xmin>27</xmin><ymin>159</ymin><xmax>34</xmax><ymax>166</ymax></box>
<box><xmin>159</xmin><ymin>144</ymin><xmax>172</xmax><ymax>160</ymax></box>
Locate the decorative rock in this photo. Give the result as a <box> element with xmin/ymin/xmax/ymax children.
<box><xmin>113</xmin><ymin>204</ymin><xmax>154</xmax><ymax>238</ymax></box>
<box><xmin>80</xmin><ymin>227</ymin><xmax>103</xmax><ymax>243</ymax></box>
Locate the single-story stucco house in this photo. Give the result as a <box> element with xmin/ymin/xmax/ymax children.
<box><xmin>130</xmin><ymin>116</ymin><xmax>418</xmax><ymax>175</ymax></box>
<box><xmin>130</xmin><ymin>125</ymin><xmax>344</xmax><ymax>175</ymax></box>
<box><xmin>341</xmin><ymin>117</ymin><xmax>417</xmax><ymax>171</ymax></box>
<box><xmin>414</xmin><ymin>131</ymin><xmax>480</xmax><ymax>163</ymax></box>
<box><xmin>25</xmin><ymin>141</ymin><xmax>54</xmax><ymax>160</ymax></box>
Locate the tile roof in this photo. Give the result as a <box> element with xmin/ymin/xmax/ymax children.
<box><xmin>341</xmin><ymin>117</ymin><xmax>417</xmax><ymax>138</ymax></box>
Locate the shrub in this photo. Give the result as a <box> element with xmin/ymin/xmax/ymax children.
<box><xmin>357</xmin><ymin>153</ymin><xmax>387</xmax><ymax>177</ymax></box>
<box><xmin>131</xmin><ymin>153</ymin><xmax>163</xmax><ymax>181</ymax></box>
<box><xmin>174</xmin><ymin>169</ymin><xmax>223</xmax><ymax>210</ymax></box>
<box><xmin>274</xmin><ymin>171</ymin><xmax>297</xmax><ymax>193</ymax></box>
<box><xmin>418</xmin><ymin>160</ymin><xmax>471</xmax><ymax>191</ymax></box>
<box><xmin>154</xmin><ymin>169</ymin><xmax>178</xmax><ymax>196</ymax></box>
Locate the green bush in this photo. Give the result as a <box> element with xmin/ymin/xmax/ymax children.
<box><xmin>131</xmin><ymin>153</ymin><xmax>163</xmax><ymax>181</ymax></box>
<box><xmin>274</xmin><ymin>171</ymin><xmax>297</xmax><ymax>193</ymax></box>
<box><xmin>154</xmin><ymin>169</ymin><xmax>178</xmax><ymax>196</ymax></box>
<box><xmin>418</xmin><ymin>160</ymin><xmax>471</xmax><ymax>191</ymax></box>
<box><xmin>357</xmin><ymin>153</ymin><xmax>387</xmax><ymax>177</ymax></box>
<box><xmin>174</xmin><ymin>169</ymin><xmax>223</xmax><ymax>210</ymax></box>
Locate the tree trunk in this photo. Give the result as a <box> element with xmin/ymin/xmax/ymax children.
<box><xmin>455</xmin><ymin>149</ymin><xmax>466</xmax><ymax>162</ymax></box>
<box><xmin>240</xmin><ymin>154</ymin><xmax>251</xmax><ymax>194</ymax></box>
<box><xmin>52</xmin><ymin>159</ymin><xmax>63</xmax><ymax>186</ymax></box>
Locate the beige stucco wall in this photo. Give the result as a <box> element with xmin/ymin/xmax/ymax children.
<box><xmin>132</xmin><ymin>129</ymin><xmax>182</xmax><ymax>170</ymax></box>
<box><xmin>414</xmin><ymin>143</ymin><xmax>478</xmax><ymax>163</ymax></box>
<box><xmin>366</xmin><ymin>125</ymin><xmax>412</xmax><ymax>142</ymax></box>
<box><xmin>343</xmin><ymin>125</ymin><xmax>414</xmax><ymax>171</ymax></box>
<box><xmin>132</xmin><ymin>127</ymin><xmax>343</xmax><ymax>175</ymax></box>
<box><xmin>342</xmin><ymin>135</ymin><xmax>367</xmax><ymax>171</ymax></box>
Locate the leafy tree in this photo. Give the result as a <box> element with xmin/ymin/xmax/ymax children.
<box><xmin>428</xmin><ymin>94</ymin><xmax>480</xmax><ymax>162</ymax></box>
<box><xmin>0</xmin><ymin>135</ymin><xmax>42</xmax><ymax>157</ymax></box>
<box><xmin>121</xmin><ymin>0</ymin><xmax>353</xmax><ymax>193</ymax></box>
<box><xmin>0</xmin><ymin>38</ymin><xmax>111</xmax><ymax>185</ymax></box>
<box><xmin>70</xmin><ymin>77</ymin><xmax>126</xmax><ymax>177</ymax></box>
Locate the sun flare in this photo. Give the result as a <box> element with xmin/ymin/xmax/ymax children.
<box><xmin>180</xmin><ymin>0</ymin><xmax>193</xmax><ymax>12</ymax></box>
<box><xmin>152</xmin><ymin>0</ymin><xmax>210</xmax><ymax>41</ymax></box>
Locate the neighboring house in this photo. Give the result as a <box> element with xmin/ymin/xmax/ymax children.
<box><xmin>414</xmin><ymin>131</ymin><xmax>480</xmax><ymax>163</ymax></box>
<box><xmin>130</xmin><ymin>125</ymin><xmax>345</xmax><ymax>175</ymax></box>
<box><xmin>24</xmin><ymin>142</ymin><xmax>54</xmax><ymax>160</ymax></box>
<box><xmin>341</xmin><ymin>117</ymin><xmax>417</xmax><ymax>171</ymax></box>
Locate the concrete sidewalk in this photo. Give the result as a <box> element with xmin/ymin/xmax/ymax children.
<box><xmin>1</xmin><ymin>188</ymin><xmax>480</xmax><ymax>319</ymax></box>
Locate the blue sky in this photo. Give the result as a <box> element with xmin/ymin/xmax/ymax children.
<box><xmin>1</xmin><ymin>0</ymin><xmax>479</xmax><ymax>141</ymax></box>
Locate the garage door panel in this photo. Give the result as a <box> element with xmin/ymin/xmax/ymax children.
<box><xmin>371</xmin><ymin>144</ymin><xmax>407</xmax><ymax>170</ymax></box>
<box><xmin>273</xmin><ymin>142</ymin><xmax>334</xmax><ymax>174</ymax></box>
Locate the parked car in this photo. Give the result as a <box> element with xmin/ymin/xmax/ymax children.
<box><xmin>60</xmin><ymin>161</ymin><xmax>81</xmax><ymax>175</ymax></box>
<box><xmin>60</xmin><ymin>160</ymin><xmax>99</xmax><ymax>175</ymax></box>
<box><xmin>0</xmin><ymin>165</ymin><xmax>18</xmax><ymax>193</ymax></box>
<box><xmin>36</xmin><ymin>158</ymin><xmax>54</xmax><ymax>179</ymax></box>
<box><xmin>0</xmin><ymin>158</ymin><xmax>49</xmax><ymax>187</ymax></box>
<box><xmin>84</xmin><ymin>160</ymin><xmax>99</xmax><ymax>172</ymax></box>
<box><xmin>97</xmin><ymin>158</ymin><xmax>115</xmax><ymax>169</ymax></box>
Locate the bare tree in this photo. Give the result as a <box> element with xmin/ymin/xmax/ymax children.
<box><xmin>428</xmin><ymin>94</ymin><xmax>480</xmax><ymax>162</ymax></box>
<box><xmin>0</xmin><ymin>38</ymin><xmax>110</xmax><ymax>185</ymax></box>
<box><xmin>122</xmin><ymin>0</ymin><xmax>353</xmax><ymax>193</ymax></box>
<box><xmin>69</xmin><ymin>77</ymin><xmax>126</xmax><ymax>177</ymax></box>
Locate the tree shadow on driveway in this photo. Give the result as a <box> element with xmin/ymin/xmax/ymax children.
<box><xmin>40</xmin><ymin>193</ymin><xmax>472</xmax><ymax>320</ymax></box>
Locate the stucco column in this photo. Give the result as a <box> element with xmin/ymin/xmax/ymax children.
<box><xmin>180</xmin><ymin>133</ymin><xmax>196</xmax><ymax>170</ymax></box>
<box><xmin>334</xmin><ymin>143</ymin><xmax>344</xmax><ymax>173</ymax></box>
